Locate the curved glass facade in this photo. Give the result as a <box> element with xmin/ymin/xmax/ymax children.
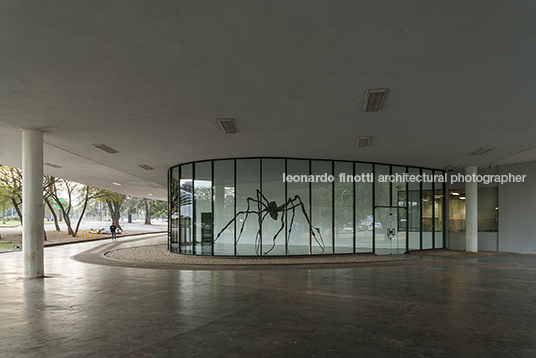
<box><xmin>169</xmin><ymin>158</ymin><xmax>445</xmax><ymax>256</ymax></box>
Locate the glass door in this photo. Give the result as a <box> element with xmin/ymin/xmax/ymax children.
<box><xmin>374</xmin><ymin>207</ymin><xmax>407</xmax><ymax>255</ymax></box>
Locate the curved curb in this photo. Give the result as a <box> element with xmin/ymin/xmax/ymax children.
<box><xmin>73</xmin><ymin>237</ymin><xmax>415</xmax><ymax>271</ymax></box>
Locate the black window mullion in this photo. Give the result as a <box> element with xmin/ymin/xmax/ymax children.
<box><xmin>353</xmin><ymin>163</ymin><xmax>356</xmax><ymax>254</ymax></box>
<box><xmin>285</xmin><ymin>159</ymin><xmax>288</xmax><ymax>256</ymax></box>
<box><xmin>259</xmin><ymin>159</ymin><xmax>263</xmax><ymax>255</ymax></box>
<box><xmin>309</xmin><ymin>160</ymin><xmax>312</xmax><ymax>255</ymax></box>
<box><xmin>419</xmin><ymin>168</ymin><xmax>423</xmax><ymax>250</ymax></box>
<box><xmin>192</xmin><ymin>164</ymin><xmax>196</xmax><ymax>255</ymax></box>
<box><xmin>234</xmin><ymin>159</ymin><xmax>237</xmax><ymax>256</ymax></box>
<box><xmin>211</xmin><ymin>160</ymin><xmax>214</xmax><ymax>256</ymax></box>
<box><xmin>372</xmin><ymin>165</ymin><xmax>376</xmax><ymax>254</ymax></box>
<box><xmin>332</xmin><ymin>161</ymin><xmax>335</xmax><ymax>254</ymax></box>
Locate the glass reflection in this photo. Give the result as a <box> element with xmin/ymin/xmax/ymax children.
<box><xmin>169</xmin><ymin>159</ymin><xmax>444</xmax><ymax>256</ymax></box>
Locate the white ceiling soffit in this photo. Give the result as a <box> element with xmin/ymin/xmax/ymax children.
<box><xmin>1</xmin><ymin>1</ymin><xmax>536</xmax><ymax>200</ymax></box>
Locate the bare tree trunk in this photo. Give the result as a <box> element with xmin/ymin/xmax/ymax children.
<box><xmin>44</xmin><ymin>197</ymin><xmax>61</xmax><ymax>231</ymax></box>
<box><xmin>106</xmin><ymin>199</ymin><xmax>122</xmax><ymax>231</ymax></box>
<box><xmin>52</xmin><ymin>197</ymin><xmax>75</xmax><ymax>236</ymax></box>
<box><xmin>63</xmin><ymin>211</ymin><xmax>75</xmax><ymax>236</ymax></box>
<box><xmin>11</xmin><ymin>198</ymin><xmax>22</xmax><ymax>225</ymax></box>
<box><xmin>144</xmin><ymin>198</ymin><xmax>152</xmax><ymax>225</ymax></box>
<box><xmin>75</xmin><ymin>187</ymin><xmax>91</xmax><ymax>235</ymax></box>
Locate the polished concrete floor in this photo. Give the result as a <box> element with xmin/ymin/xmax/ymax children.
<box><xmin>1</xmin><ymin>235</ymin><xmax>536</xmax><ymax>358</ymax></box>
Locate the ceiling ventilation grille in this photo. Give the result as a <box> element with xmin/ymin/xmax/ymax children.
<box><xmin>356</xmin><ymin>136</ymin><xmax>372</xmax><ymax>147</ymax></box>
<box><xmin>444</xmin><ymin>164</ymin><xmax>459</xmax><ymax>171</ymax></box>
<box><xmin>138</xmin><ymin>164</ymin><xmax>154</xmax><ymax>171</ymax></box>
<box><xmin>92</xmin><ymin>144</ymin><xmax>119</xmax><ymax>154</ymax></box>
<box><xmin>218</xmin><ymin>118</ymin><xmax>238</xmax><ymax>134</ymax></box>
<box><xmin>44</xmin><ymin>162</ymin><xmax>62</xmax><ymax>168</ymax></box>
<box><xmin>471</xmin><ymin>147</ymin><xmax>494</xmax><ymax>156</ymax></box>
<box><xmin>363</xmin><ymin>88</ymin><xmax>389</xmax><ymax>112</ymax></box>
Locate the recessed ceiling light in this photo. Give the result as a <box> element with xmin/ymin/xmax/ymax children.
<box><xmin>471</xmin><ymin>147</ymin><xmax>494</xmax><ymax>156</ymax></box>
<box><xmin>444</xmin><ymin>164</ymin><xmax>459</xmax><ymax>171</ymax></box>
<box><xmin>356</xmin><ymin>136</ymin><xmax>372</xmax><ymax>147</ymax></box>
<box><xmin>112</xmin><ymin>182</ymin><xmax>122</xmax><ymax>186</ymax></box>
<box><xmin>92</xmin><ymin>144</ymin><xmax>119</xmax><ymax>154</ymax></box>
<box><xmin>459</xmin><ymin>196</ymin><xmax>466</xmax><ymax>200</ymax></box>
<box><xmin>362</xmin><ymin>88</ymin><xmax>389</xmax><ymax>112</ymax></box>
<box><xmin>44</xmin><ymin>162</ymin><xmax>62</xmax><ymax>168</ymax></box>
<box><xmin>138</xmin><ymin>164</ymin><xmax>154</xmax><ymax>171</ymax></box>
<box><xmin>147</xmin><ymin>193</ymin><xmax>154</xmax><ymax>196</ymax></box>
<box><xmin>451</xmin><ymin>192</ymin><xmax>460</xmax><ymax>196</ymax></box>
<box><xmin>218</xmin><ymin>118</ymin><xmax>238</xmax><ymax>134</ymax></box>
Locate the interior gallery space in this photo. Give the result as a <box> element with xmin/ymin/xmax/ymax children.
<box><xmin>1</xmin><ymin>1</ymin><xmax>536</xmax><ymax>357</ymax></box>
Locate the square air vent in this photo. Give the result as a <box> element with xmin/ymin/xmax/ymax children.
<box><xmin>471</xmin><ymin>147</ymin><xmax>494</xmax><ymax>156</ymax></box>
<box><xmin>92</xmin><ymin>144</ymin><xmax>119</xmax><ymax>154</ymax></box>
<box><xmin>356</xmin><ymin>136</ymin><xmax>372</xmax><ymax>147</ymax></box>
<box><xmin>363</xmin><ymin>88</ymin><xmax>389</xmax><ymax>112</ymax></box>
<box><xmin>218</xmin><ymin>118</ymin><xmax>238</xmax><ymax>134</ymax></box>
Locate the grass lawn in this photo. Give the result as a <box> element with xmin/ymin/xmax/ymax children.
<box><xmin>0</xmin><ymin>243</ymin><xmax>20</xmax><ymax>249</ymax></box>
<box><xmin>0</xmin><ymin>220</ymin><xmax>21</xmax><ymax>227</ymax></box>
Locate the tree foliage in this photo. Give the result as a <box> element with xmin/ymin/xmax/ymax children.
<box><xmin>0</xmin><ymin>166</ymin><xmax>23</xmax><ymax>223</ymax></box>
<box><xmin>93</xmin><ymin>189</ymin><xmax>125</xmax><ymax>230</ymax></box>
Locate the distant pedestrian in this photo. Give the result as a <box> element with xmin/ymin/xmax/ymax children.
<box><xmin>110</xmin><ymin>224</ymin><xmax>117</xmax><ymax>241</ymax></box>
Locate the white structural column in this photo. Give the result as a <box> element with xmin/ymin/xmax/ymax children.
<box><xmin>465</xmin><ymin>166</ymin><xmax>478</xmax><ymax>252</ymax></box>
<box><xmin>22</xmin><ymin>129</ymin><xmax>44</xmax><ymax>278</ymax></box>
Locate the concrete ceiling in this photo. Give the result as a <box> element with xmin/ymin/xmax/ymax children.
<box><xmin>1</xmin><ymin>1</ymin><xmax>535</xmax><ymax>201</ymax></box>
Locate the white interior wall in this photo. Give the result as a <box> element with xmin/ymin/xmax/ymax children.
<box><xmin>498</xmin><ymin>161</ymin><xmax>536</xmax><ymax>253</ymax></box>
<box><xmin>446</xmin><ymin>162</ymin><xmax>536</xmax><ymax>253</ymax></box>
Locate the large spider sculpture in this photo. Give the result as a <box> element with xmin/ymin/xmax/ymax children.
<box><xmin>213</xmin><ymin>190</ymin><xmax>325</xmax><ymax>255</ymax></box>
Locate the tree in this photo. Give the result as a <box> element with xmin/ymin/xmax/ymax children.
<box><xmin>122</xmin><ymin>196</ymin><xmax>143</xmax><ymax>223</ymax></box>
<box><xmin>0</xmin><ymin>166</ymin><xmax>23</xmax><ymax>223</ymax></box>
<box><xmin>45</xmin><ymin>177</ymin><xmax>79</xmax><ymax>236</ymax></box>
<box><xmin>143</xmin><ymin>198</ymin><xmax>152</xmax><ymax>224</ymax></box>
<box><xmin>141</xmin><ymin>198</ymin><xmax>168</xmax><ymax>225</ymax></box>
<box><xmin>150</xmin><ymin>199</ymin><xmax>167</xmax><ymax>221</ymax></box>
<box><xmin>94</xmin><ymin>190</ymin><xmax>125</xmax><ymax>230</ymax></box>
<box><xmin>74</xmin><ymin>185</ymin><xmax>102</xmax><ymax>235</ymax></box>
<box><xmin>43</xmin><ymin>176</ymin><xmax>61</xmax><ymax>231</ymax></box>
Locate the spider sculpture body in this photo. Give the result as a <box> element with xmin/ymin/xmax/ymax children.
<box><xmin>214</xmin><ymin>190</ymin><xmax>324</xmax><ymax>255</ymax></box>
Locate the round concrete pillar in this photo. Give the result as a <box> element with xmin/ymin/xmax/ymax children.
<box><xmin>22</xmin><ymin>129</ymin><xmax>44</xmax><ymax>278</ymax></box>
<box><xmin>465</xmin><ymin>166</ymin><xmax>478</xmax><ymax>252</ymax></box>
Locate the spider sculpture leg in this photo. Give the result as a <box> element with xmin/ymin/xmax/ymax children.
<box><xmin>285</xmin><ymin>195</ymin><xmax>325</xmax><ymax>253</ymax></box>
<box><xmin>253</xmin><ymin>190</ymin><xmax>273</xmax><ymax>254</ymax></box>
<box><xmin>213</xmin><ymin>191</ymin><xmax>273</xmax><ymax>255</ymax></box>
<box><xmin>262</xmin><ymin>207</ymin><xmax>286</xmax><ymax>255</ymax></box>
<box><xmin>213</xmin><ymin>195</ymin><xmax>266</xmax><ymax>244</ymax></box>
<box><xmin>255</xmin><ymin>211</ymin><xmax>271</xmax><ymax>255</ymax></box>
<box><xmin>264</xmin><ymin>195</ymin><xmax>325</xmax><ymax>255</ymax></box>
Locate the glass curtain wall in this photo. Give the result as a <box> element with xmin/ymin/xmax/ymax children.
<box><xmin>355</xmin><ymin>163</ymin><xmax>373</xmax><ymax>253</ymax></box>
<box><xmin>434</xmin><ymin>170</ymin><xmax>444</xmax><ymax>248</ymax></box>
<box><xmin>407</xmin><ymin>168</ymin><xmax>421</xmax><ymax>251</ymax></box>
<box><xmin>334</xmin><ymin>162</ymin><xmax>354</xmax><ymax>253</ymax></box>
<box><xmin>286</xmin><ymin>159</ymin><xmax>310</xmax><ymax>255</ymax></box>
<box><xmin>311</xmin><ymin>161</ymin><xmax>333</xmax><ymax>254</ymax></box>
<box><xmin>169</xmin><ymin>158</ymin><xmax>445</xmax><ymax>256</ymax></box>
<box><xmin>213</xmin><ymin>160</ymin><xmax>235</xmax><ymax>255</ymax></box>
<box><xmin>170</xmin><ymin>167</ymin><xmax>180</xmax><ymax>251</ymax></box>
<box><xmin>194</xmin><ymin>162</ymin><xmax>212</xmax><ymax>255</ymax></box>
<box><xmin>448</xmin><ymin>187</ymin><xmax>498</xmax><ymax>233</ymax></box>
<box><xmin>179</xmin><ymin>164</ymin><xmax>193</xmax><ymax>254</ymax></box>
<box><xmin>235</xmin><ymin>159</ymin><xmax>260</xmax><ymax>256</ymax></box>
<box><xmin>261</xmin><ymin>159</ymin><xmax>286</xmax><ymax>255</ymax></box>
<box><xmin>422</xmin><ymin>169</ymin><xmax>434</xmax><ymax>249</ymax></box>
